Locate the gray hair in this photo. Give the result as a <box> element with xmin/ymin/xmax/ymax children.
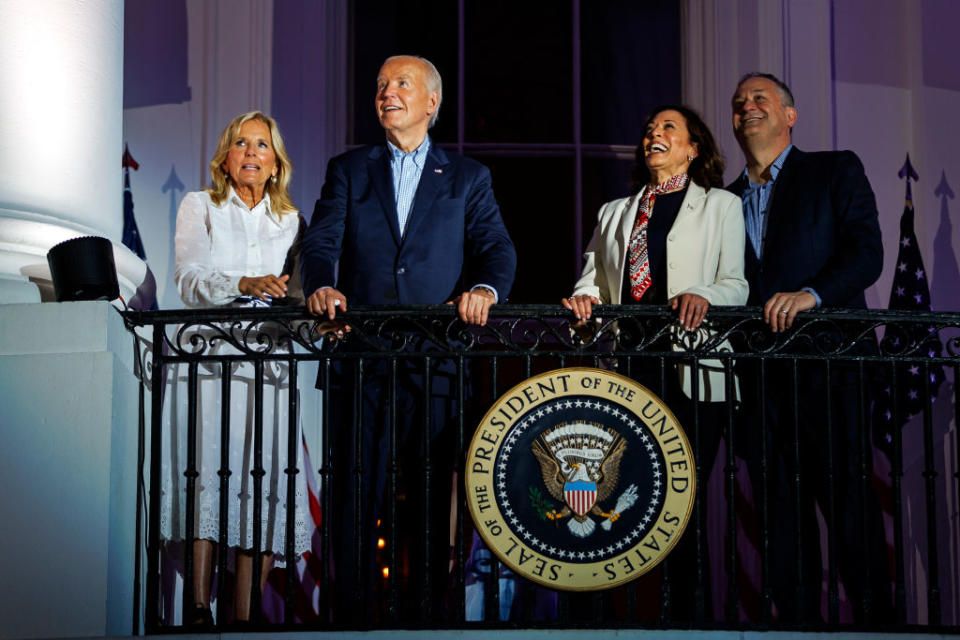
<box><xmin>383</xmin><ymin>55</ymin><xmax>443</xmax><ymax>128</ymax></box>
<box><xmin>736</xmin><ymin>72</ymin><xmax>796</xmax><ymax>108</ymax></box>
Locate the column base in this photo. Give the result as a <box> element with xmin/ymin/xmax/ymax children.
<box><xmin>0</xmin><ymin>209</ymin><xmax>156</xmax><ymax>308</ymax></box>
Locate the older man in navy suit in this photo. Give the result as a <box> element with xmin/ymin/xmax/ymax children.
<box><xmin>300</xmin><ymin>55</ymin><xmax>516</xmax><ymax>620</ymax></box>
<box><xmin>726</xmin><ymin>73</ymin><xmax>891</xmax><ymax>624</ymax></box>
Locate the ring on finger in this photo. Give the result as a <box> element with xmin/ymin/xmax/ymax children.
<box><xmin>780</xmin><ymin>309</ymin><xmax>789</xmax><ymax>315</ymax></box>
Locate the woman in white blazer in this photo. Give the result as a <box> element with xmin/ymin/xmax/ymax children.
<box><xmin>562</xmin><ymin>105</ymin><xmax>747</xmax><ymax>621</ymax></box>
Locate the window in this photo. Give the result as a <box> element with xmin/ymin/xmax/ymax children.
<box><xmin>351</xmin><ymin>0</ymin><xmax>681</xmax><ymax>302</ymax></box>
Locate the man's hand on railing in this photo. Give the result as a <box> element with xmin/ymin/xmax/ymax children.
<box><xmin>307</xmin><ymin>286</ymin><xmax>348</xmax><ymax>319</ymax></box>
<box><xmin>449</xmin><ymin>287</ymin><xmax>496</xmax><ymax>326</ymax></box>
<box><xmin>314</xmin><ymin>319</ymin><xmax>350</xmax><ymax>340</ymax></box>
<box><xmin>764</xmin><ymin>290</ymin><xmax>817</xmax><ymax>333</ymax></box>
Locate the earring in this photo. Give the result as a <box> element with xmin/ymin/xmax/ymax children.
<box><xmin>687</xmin><ymin>155</ymin><xmax>694</xmax><ymax>162</ymax></box>
<box><xmin>271</xmin><ymin>175</ymin><xmax>277</xmax><ymax>183</ymax></box>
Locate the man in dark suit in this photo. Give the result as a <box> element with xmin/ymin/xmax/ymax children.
<box><xmin>726</xmin><ymin>73</ymin><xmax>891</xmax><ymax>624</ymax></box>
<box><xmin>300</xmin><ymin>55</ymin><xmax>516</xmax><ymax>620</ymax></box>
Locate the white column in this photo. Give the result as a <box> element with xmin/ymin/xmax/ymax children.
<box><xmin>0</xmin><ymin>0</ymin><xmax>150</xmax><ymax>305</ymax></box>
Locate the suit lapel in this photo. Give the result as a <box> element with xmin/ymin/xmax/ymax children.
<box><xmin>367</xmin><ymin>146</ymin><xmax>402</xmax><ymax>246</ymax></box>
<box><xmin>763</xmin><ymin>147</ymin><xmax>801</xmax><ymax>263</ymax></box>
<box><xmin>401</xmin><ymin>145</ymin><xmax>451</xmax><ymax>244</ymax></box>
<box><xmin>616</xmin><ymin>190</ymin><xmax>642</xmax><ymax>252</ymax></box>
<box><xmin>728</xmin><ymin>172</ymin><xmax>761</xmax><ymax>265</ymax></box>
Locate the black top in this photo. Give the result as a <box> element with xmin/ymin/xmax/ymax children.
<box><xmin>621</xmin><ymin>187</ymin><xmax>687</xmax><ymax>305</ymax></box>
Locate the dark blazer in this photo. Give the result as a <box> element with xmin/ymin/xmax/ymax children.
<box><xmin>726</xmin><ymin>147</ymin><xmax>892</xmax><ymax>622</ymax></box>
<box><xmin>725</xmin><ymin>147</ymin><xmax>883</xmax><ymax>307</ymax></box>
<box><xmin>300</xmin><ymin>142</ymin><xmax>516</xmax><ymax>305</ymax></box>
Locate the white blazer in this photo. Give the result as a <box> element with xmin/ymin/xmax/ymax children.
<box><xmin>572</xmin><ymin>181</ymin><xmax>748</xmax><ymax>401</ymax></box>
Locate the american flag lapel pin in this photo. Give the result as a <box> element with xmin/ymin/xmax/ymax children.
<box><xmin>434</xmin><ymin>168</ymin><xmax>443</xmax><ymax>174</ymax></box>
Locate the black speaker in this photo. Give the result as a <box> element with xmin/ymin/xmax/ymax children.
<box><xmin>47</xmin><ymin>236</ymin><xmax>120</xmax><ymax>302</ymax></box>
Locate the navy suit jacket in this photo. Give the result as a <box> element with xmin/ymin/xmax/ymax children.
<box><xmin>300</xmin><ymin>143</ymin><xmax>516</xmax><ymax>305</ymax></box>
<box><xmin>726</xmin><ymin>147</ymin><xmax>883</xmax><ymax>308</ymax></box>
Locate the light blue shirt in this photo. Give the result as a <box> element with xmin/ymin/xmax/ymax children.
<box><xmin>741</xmin><ymin>144</ymin><xmax>792</xmax><ymax>259</ymax></box>
<box><xmin>740</xmin><ymin>144</ymin><xmax>820</xmax><ymax>306</ymax></box>
<box><xmin>387</xmin><ymin>137</ymin><xmax>430</xmax><ymax>236</ymax></box>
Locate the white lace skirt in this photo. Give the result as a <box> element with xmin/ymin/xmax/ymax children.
<box><xmin>159</xmin><ymin>356</ymin><xmax>313</xmax><ymax>559</ymax></box>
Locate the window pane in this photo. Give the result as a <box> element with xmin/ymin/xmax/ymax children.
<box><xmin>352</xmin><ymin>1</ymin><xmax>459</xmax><ymax>145</ymax></box>
<box><xmin>581</xmin><ymin>155</ymin><xmax>633</xmax><ymax>258</ymax></box>
<box><xmin>469</xmin><ymin>154</ymin><xmax>575</xmax><ymax>302</ymax></box>
<box><xmin>464</xmin><ymin>1</ymin><xmax>573</xmax><ymax>143</ymax></box>
<box><xmin>581</xmin><ymin>1</ymin><xmax>681</xmax><ymax>145</ymax></box>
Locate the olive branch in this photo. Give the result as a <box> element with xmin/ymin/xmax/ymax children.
<box><xmin>528</xmin><ymin>486</ymin><xmax>555</xmax><ymax>520</ymax></box>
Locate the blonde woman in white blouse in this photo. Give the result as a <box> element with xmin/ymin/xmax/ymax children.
<box><xmin>166</xmin><ymin>111</ymin><xmax>310</xmax><ymax>626</ymax></box>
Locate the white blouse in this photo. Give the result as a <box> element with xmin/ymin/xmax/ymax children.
<box><xmin>174</xmin><ymin>188</ymin><xmax>301</xmax><ymax>308</ymax></box>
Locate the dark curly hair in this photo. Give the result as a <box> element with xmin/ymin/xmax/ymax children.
<box><xmin>629</xmin><ymin>104</ymin><xmax>725</xmax><ymax>194</ymax></box>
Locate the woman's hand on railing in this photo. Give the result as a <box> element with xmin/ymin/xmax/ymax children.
<box><xmin>239</xmin><ymin>274</ymin><xmax>289</xmax><ymax>301</ymax></box>
<box><xmin>562</xmin><ymin>294</ymin><xmax>600</xmax><ymax>326</ymax></box>
<box><xmin>670</xmin><ymin>293</ymin><xmax>709</xmax><ymax>331</ymax></box>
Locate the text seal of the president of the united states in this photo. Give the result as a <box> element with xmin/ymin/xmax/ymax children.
<box><xmin>465</xmin><ymin>367</ymin><xmax>695</xmax><ymax>591</ymax></box>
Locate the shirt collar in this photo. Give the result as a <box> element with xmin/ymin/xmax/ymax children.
<box><xmin>228</xmin><ymin>185</ymin><xmax>274</xmax><ymax>216</ymax></box>
<box><xmin>741</xmin><ymin>143</ymin><xmax>793</xmax><ymax>188</ymax></box>
<box><xmin>387</xmin><ymin>135</ymin><xmax>431</xmax><ymax>166</ymax></box>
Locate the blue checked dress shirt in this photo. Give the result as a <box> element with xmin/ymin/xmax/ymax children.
<box><xmin>741</xmin><ymin>144</ymin><xmax>792</xmax><ymax>260</ymax></box>
<box><xmin>740</xmin><ymin>144</ymin><xmax>820</xmax><ymax>306</ymax></box>
<box><xmin>387</xmin><ymin>137</ymin><xmax>430</xmax><ymax>236</ymax></box>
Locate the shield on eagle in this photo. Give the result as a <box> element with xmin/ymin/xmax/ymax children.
<box><xmin>564</xmin><ymin>480</ymin><xmax>597</xmax><ymax>516</ymax></box>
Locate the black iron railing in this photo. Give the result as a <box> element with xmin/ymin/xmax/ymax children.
<box><xmin>122</xmin><ymin>305</ymin><xmax>960</xmax><ymax>633</ymax></box>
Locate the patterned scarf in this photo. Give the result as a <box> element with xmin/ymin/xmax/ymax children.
<box><xmin>627</xmin><ymin>172</ymin><xmax>689</xmax><ymax>301</ymax></box>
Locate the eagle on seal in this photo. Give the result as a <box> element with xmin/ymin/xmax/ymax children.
<box><xmin>531</xmin><ymin>424</ymin><xmax>627</xmax><ymax>538</ymax></box>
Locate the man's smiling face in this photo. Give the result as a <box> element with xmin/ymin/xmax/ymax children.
<box><xmin>731</xmin><ymin>76</ymin><xmax>796</xmax><ymax>148</ymax></box>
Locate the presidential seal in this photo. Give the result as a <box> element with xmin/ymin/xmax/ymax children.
<box><xmin>465</xmin><ymin>367</ymin><xmax>695</xmax><ymax>591</ymax></box>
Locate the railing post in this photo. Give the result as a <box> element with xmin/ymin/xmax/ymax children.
<box><xmin>216</xmin><ymin>361</ymin><xmax>232</xmax><ymax>625</ymax></box>
<box><xmin>132</xmin><ymin>330</ymin><xmax>146</xmax><ymax>636</ymax></box>
<box><xmin>145</xmin><ymin>321</ymin><xmax>164</xmax><ymax>631</ymax></box>
<box><xmin>284</xmin><ymin>357</ymin><xmax>298</xmax><ymax>625</ymax></box>
<box><xmin>723</xmin><ymin>358</ymin><xmax>738</xmax><ymax>623</ymax></box>
<box><xmin>922</xmin><ymin>361</ymin><xmax>942</xmax><ymax>624</ymax></box>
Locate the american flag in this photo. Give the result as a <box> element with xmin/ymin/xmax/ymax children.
<box><xmin>121</xmin><ymin>144</ymin><xmax>147</xmax><ymax>261</ymax></box>
<box><xmin>872</xmin><ymin>155</ymin><xmax>946</xmax><ymax>449</ymax></box>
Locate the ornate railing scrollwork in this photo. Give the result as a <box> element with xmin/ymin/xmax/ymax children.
<box><xmin>119</xmin><ymin>305</ymin><xmax>960</xmax><ymax>364</ymax></box>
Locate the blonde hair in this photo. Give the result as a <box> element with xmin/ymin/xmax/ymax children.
<box><xmin>207</xmin><ymin>111</ymin><xmax>296</xmax><ymax>215</ymax></box>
